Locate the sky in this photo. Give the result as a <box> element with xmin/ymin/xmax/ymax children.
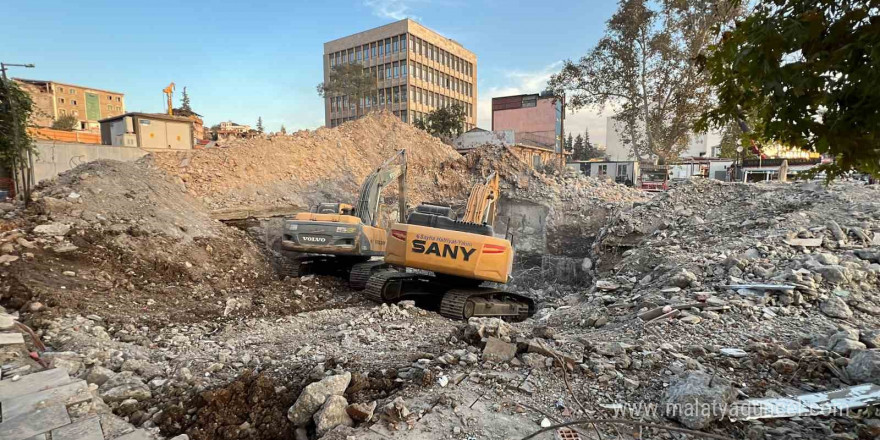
<box><xmin>3</xmin><ymin>0</ymin><xmax>619</xmax><ymax>143</ymax></box>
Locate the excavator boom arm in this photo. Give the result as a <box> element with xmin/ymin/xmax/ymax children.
<box><xmin>461</xmin><ymin>172</ymin><xmax>500</xmax><ymax>225</ymax></box>
<box><xmin>355</xmin><ymin>149</ymin><xmax>407</xmax><ymax>227</ymax></box>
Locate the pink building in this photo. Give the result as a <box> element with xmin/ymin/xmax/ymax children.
<box><xmin>491</xmin><ymin>93</ymin><xmax>564</xmax><ymax>152</ymax></box>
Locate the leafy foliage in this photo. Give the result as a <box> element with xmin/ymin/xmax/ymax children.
<box><xmin>698</xmin><ymin>0</ymin><xmax>880</xmax><ymax>178</ymax></box>
<box><xmin>565</xmin><ymin>133</ymin><xmax>574</xmax><ymax>153</ymax></box>
<box><xmin>549</xmin><ymin>0</ymin><xmax>741</xmax><ymax>164</ymax></box>
<box><xmin>51</xmin><ymin>114</ymin><xmax>79</xmax><ymax>131</ymax></box>
<box><xmin>280</xmin><ymin>124</ymin><xmax>287</xmax><ymax>135</ymax></box>
<box><xmin>414</xmin><ymin>104</ymin><xmax>466</xmax><ymax>142</ymax></box>
<box><xmin>0</xmin><ymin>77</ymin><xmax>37</xmax><ymax>201</ymax></box>
<box><xmin>256</xmin><ymin>117</ymin><xmax>264</xmax><ymax>133</ymax></box>
<box><xmin>317</xmin><ymin>63</ymin><xmax>376</xmax><ymax>116</ymax></box>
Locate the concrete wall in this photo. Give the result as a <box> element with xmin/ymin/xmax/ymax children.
<box><xmin>454</xmin><ymin>129</ymin><xmax>514</xmax><ymax>150</ymax></box>
<box><xmin>34</xmin><ymin>140</ymin><xmax>147</xmax><ymax>183</ymax></box>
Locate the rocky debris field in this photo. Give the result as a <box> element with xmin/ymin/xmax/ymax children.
<box><xmin>1</xmin><ymin>129</ymin><xmax>879</xmax><ymax>440</ymax></box>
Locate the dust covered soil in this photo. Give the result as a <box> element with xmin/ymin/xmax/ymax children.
<box><xmin>2</xmin><ymin>156</ymin><xmax>879</xmax><ymax>440</ymax></box>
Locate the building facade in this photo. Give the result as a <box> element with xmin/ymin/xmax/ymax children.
<box><xmin>219</xmin><ymin>121</ymin><xmax>251</xmax><ymax>133</ymax></box>
<box><xmin>604</xmin><ymin>115</ymin><xmax>710</xmax><ymax>161</ymax></box>
<box><xmin>323</xmin><ymin>19</ymin><xmax>477</xmax><ymax>130</ymax></box>
<box><xmin>15</xmin><ymin>78</ymin><xmax>125</xmax><ymax>132</ymax></box>
<box><xmin>491</xmin><ymin>93</ymin><xmax>564</xmax><ymax>152</ymax></box>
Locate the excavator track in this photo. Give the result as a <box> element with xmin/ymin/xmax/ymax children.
<box><xmin>349</xmin><ymin>261</ymin><xmax>386</xmax><ymax>290</ymax></box>
<box><xmin>440</xmin><ymin>288</ymin><xmax>534</xmax><ymax>321</ymax></box>
<box><xmin>364</xmin><ymin>270</ymin><xmax>415</xmax><ymax>303</ymax></box>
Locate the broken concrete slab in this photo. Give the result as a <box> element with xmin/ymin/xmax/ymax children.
<box><xmin>482</xmin><ymin>337</ymin><xmax>518</xmax><ymax>363</ymax></box>
<box><xmin>727</xmin><ymin>383</ymin><xmax>880</xmax><ymax>421</ymax></box>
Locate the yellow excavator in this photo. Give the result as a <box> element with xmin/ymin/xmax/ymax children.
<box><xmin>279</xmin><ymin>150</ymin><xmax>407</xmax><ymax>289</ymax></box>
<box><xmin>365</xmin><ymin>172</ymin><xmax>535</xmax><ymax>320</ymax></box>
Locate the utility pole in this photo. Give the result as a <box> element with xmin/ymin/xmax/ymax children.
<box><xmin>1</xmin><ymin>62</ymin><xmax>36</xmax><ymax>204</ymax></box>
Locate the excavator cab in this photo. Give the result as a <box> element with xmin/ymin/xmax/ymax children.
<box><xmin>365</xmin><ymin>172</ymin><xmax>535</xmax><ymax>321</ymax></box>
<box><xmin>312</xmin><ymin>203</ymin><xmax>353</xmax><ymax>215</ymax></box>
<box><xmin>279</xmin><ymin>150</ymin><xmax>407</xmax><ymax>286</ymax></box>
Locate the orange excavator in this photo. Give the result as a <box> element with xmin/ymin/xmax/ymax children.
<box><xmin>365</xmin><ymin>172</ymin><xmax>535</xmax><ymax>321</ymax></box>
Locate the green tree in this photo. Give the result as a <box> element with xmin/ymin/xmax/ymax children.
<box><xmin>549</xmin><ymin>0</ymin><xmax>741</xmax><ymax>164</ymax></box>
<box><xmin>698</xmin><ymin>0</ymin><xmax>880</xmax><ymax>179</ymax></box>
<box><xmin>180</xmin><ymin>86</ymin><xmax>192</xmax><ymax>113</ymax></box>
<box><xmin>51</xmin><ymin>114</ymin><xmax>79</xmax><ymax>131</ymax></box>
<box><xmin>0</xmin><ymin>77</ymin><xmax>37</xmax><ymax>203</ymax></box>
<box><xmin>280</xmin><ymin>124</ymin><xmax>287</xmax><ymax>135</ymax></box>
<box><xmin>317</xmin><ymin>63</ymin><xmax>376</xmax><ymax>118</ymax></box>
<box><xmin>256</xmin><ymin>117</ymin><xmax>264</xmax><ymax>133</ymax></box>
<box><xmin>572</xmin><ymin>134</ymin><xmax>586</xmax><ymax>160</ymax></box>
<box><xmin>565</xmin><ymin>133</ymin><xmax>574</xmax><ymax>153</ymax></box>
<box><xmin>414</xmin><ymin>104</ymin><xmax>466</xmax><ymax>142</ymax></box>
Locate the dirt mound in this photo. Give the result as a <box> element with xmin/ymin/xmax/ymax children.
<box><xmin>0</xmin><ymin>160</ymin><xmax>287</xmax><ymax>328</ymax></box>
<box><xmin>151</xmin><ymin>112</ymin><xmax>470</xmax><ymax>211</ymax></box>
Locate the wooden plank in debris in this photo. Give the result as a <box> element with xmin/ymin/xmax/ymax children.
<box><xmin>783</xmin><ymin>237</ymin><xmax>823</xmax><ymax>247</ymax></box>
<box><xmin>0</xmin><ymin>404</ymin><xmax>71</xmax><ymax>440</ymax></box>
<box><xmin>51</xmin><ymin>416</ymin><xmax>103</xmax><ymax>440</ymax></box>
<box><xmin>2</xmin><ymin>380</ymin><xmax>91</xmax><ymax>420</ymax></box>
<box><xmin>0</xmin><ymin>332</ymin><xmax>25</xmax><ymax>346</ymax></box>
<box><xmin>0</xmin><ymin>368</ymin><xmax>71</xmax><ymax>400</ymax></box>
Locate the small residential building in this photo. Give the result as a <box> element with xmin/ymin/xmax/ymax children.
<box><xmin>324</xmin><ymin>18</ymin><xmax>478</xmax><ymax>130</ymax></box>
<box><xmin>604</xmin><ymin>115</ymin><xmax>711</xmax><ymax>161</ymax></box>
<box><xmin>219</xmin><ymin>121</ymin><xmax>250</xmax><ymax>133</ymax></box>
<box><xmin>14</xmin><ymin>78</ymin><xmax>125</xmax><ymax>132</ymax></box>
<box><xmin>99</xmin><ymin>113</ymin><xmax>194</xmax><ymax>151</ymax></box>
<box><xmin>491</xmin><ymin>92</ymin><xmax>564</xmax><ymax>152</ymax></box>
<box><xmin>570</xmin><ymin>160</ymin><xmax>640</xmax><ymax>185</ymax></box>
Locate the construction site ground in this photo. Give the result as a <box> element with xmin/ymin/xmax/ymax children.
<box><xmin>1</xmin><ymin>114</ymin><xmax>878</xmax><ymax>440</ymax></box>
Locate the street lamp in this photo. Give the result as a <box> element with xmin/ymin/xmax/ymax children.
<box><xmin>0</xmin><ymin>62</ymin><xmax>35</xmax><ymax>80</ymax></box>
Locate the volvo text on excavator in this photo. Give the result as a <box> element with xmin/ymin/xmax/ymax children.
<box><xmin>364</xmin><ymin>172</ymin><xmax>535</xmax><ymax>321</ymax></box>
<box><xmin>279</xmin><ymin>150</ymin><xmax>407</xmax><ymax>289</ymax></box>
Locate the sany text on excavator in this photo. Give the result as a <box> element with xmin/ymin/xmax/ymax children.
<box><xmin>279</xmin><ymin>149</ymin><xmax>407</xmax><ymax>289</ymax></box>
<box><xmin>365</xmin><ymin>172</ymin><xmax>535</xmax><ymax>321</ymax></box>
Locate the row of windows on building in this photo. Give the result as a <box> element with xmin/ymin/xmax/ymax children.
<box><xmin>367</xmin><ymin>60</ymin><xmax>473</xmax><ymax>97</ymax></box>
<box><xmin>329</xmin><ymin>85</ymin><xmax>473</xmax><ymax>118</ymax></box>
<box><xmin>329</xmin><ymin>112</ymin><xmax>475</xmax><ymax>131</ymax></box>
<box><xmin>56</xmin><ymin>86</ymin><xmax>122</xmax><ymax>102</ymax></box>
<box><xmin>58</xmin><ymin>104</ymin><xmax>122</xmax><ymax>117</ymax></box>
<box><xmin>328</xmin><ymin>33</ymin><xmax>473</xmax><ymax>78</ymax></box>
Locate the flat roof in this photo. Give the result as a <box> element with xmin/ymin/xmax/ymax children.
<box><xmin>14</xmin><ymin>78</ymin><xmax>124</xmax><ymax>95</ymax></box>
<box><xmin>324</xmin><ymin>18</ymin><xmax>472</xmax><ymax>54</ymax></box>
<box><xmin>99</xmin><ymin>112</ymin><xmax>193</xmax><ymax>124</ymax></box>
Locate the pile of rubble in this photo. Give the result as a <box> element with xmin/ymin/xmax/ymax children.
<box><xmin>0</xmin><ymin>160</ymin><xmax>303</xmax><ymax>328</ymax></box>
<box><xmin>150</xmin><ymin>112</ymin><xmax>471</xmax><ymax>211</ymax></box>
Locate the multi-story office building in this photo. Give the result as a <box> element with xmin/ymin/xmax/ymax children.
<box><xmin>323</xmin><ymin>19</ymin><xmax>477</xmax><ymax>130</ymax></box>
